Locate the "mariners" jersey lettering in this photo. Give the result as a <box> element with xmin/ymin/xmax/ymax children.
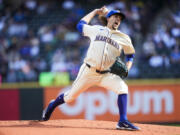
<box><xmin>95</xmin><ymin>35</ymin><xmax>119</xmax><ymax>49</ymax></box>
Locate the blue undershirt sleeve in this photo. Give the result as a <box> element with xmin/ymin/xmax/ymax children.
<box><xmin>125</xmin><ymin>54</ymin><xmax>135</xmax><ymax>62</ymax></box>
<box><xmin>76</xmin><ymin>20</ymin><xmax>87</xmax><ymax>33</ymax></box>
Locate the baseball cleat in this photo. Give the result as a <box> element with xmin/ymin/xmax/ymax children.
<box><xmin>42</xmin><ymin>100</ymin><xmax>55</xmax><ymax>121</ymax></box>
<box><xmin>116</xmin><ymin>120</ymin><xmax>140</xmax><ymax>131</ymax></box>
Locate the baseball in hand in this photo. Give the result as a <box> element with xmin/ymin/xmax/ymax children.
<box><xmin>102</xmin><ymin>7</ymin><xmax>109</xmax><ymax>15</ymax></box>
<box><xmin>96</xmin><ymin>6</ymin><xmax>109</xmax><ymax>16</ymax></box>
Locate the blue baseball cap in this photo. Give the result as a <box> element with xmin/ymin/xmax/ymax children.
<box><xmin>106</xmin><ymin>10</ymin><xmax>126</xmax><ymax>20</ymax></box>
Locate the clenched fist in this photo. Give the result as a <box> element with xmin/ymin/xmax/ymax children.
<box><xmin>95</xmin><ymin>6</ymin><xmax>109</xmax><ymax>16</ymax></box>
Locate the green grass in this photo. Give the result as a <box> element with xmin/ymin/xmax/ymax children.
<box><xmin>167</xmin><ymin>124</ymin><xmax>180</xmax><ymax>127</ymax></box>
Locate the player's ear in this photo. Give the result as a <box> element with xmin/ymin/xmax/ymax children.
<box><xmin>107</xmin><ymin>17</ymin><xmax>110</xmax><ymax>23</ymax></box>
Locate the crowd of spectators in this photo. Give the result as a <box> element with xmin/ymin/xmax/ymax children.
<box><xmin>0</xmin><ymin>0</ymin><xmax>179</xmax><ymax>83</ymax></box>
<box><xmin>140</xmin><ymin>5</ymin><xmax>180</xmax><ymax>77</ymax></box>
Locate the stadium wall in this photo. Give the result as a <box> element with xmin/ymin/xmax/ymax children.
<box><xmin>0</xmin><ymin>79</ymin><xmax>180</xmax><ymax>122</ymax></box>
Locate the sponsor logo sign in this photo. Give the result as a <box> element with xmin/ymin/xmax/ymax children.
<box><xmin>44</xmin><ymin>85</ymin><xmax>180</xmax><ymax>122</ymax></box>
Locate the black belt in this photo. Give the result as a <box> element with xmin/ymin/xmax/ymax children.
<box><xmin>86</xmin><ymin>63</ymin><xmax>109</xmax><ymax>74</ymax></box>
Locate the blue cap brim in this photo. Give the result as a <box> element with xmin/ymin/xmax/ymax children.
<box><xmin>106</xmin><ymin>10</ymin><xmax>126</xmax><ymax>20</ymax></box>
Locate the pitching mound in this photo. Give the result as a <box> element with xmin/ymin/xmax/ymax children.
<box><xmin>0</xmin><ymin>119</ymin><xmax>180</xmax><ymax>135</ymax></box>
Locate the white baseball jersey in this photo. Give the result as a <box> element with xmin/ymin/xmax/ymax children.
<box><xmin>64</xmin><ymin>24</ymin><xmax>135</xmax><ymax>103</ymax></box>
<box><xmin>83</xmin><ymin>24</ymin><xmax>135</xmax><ymax>70</ymax></box>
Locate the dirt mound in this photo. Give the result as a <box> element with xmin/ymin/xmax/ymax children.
<box><xmin>0</xmin><ymin>119</ymin><xmax>180</xmax><ymax>135</ymax></box>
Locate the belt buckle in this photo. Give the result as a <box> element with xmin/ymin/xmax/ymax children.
<box><xmin>96</xmin><ymin>70</ymin><xmax>101</xmax><ymax>73</ymax></box>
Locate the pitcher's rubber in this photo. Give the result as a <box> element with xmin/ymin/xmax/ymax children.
<box><xmin>0</xmin><ymin>119</ymin><xmax>180</xmax><ymax>135</ymax></box>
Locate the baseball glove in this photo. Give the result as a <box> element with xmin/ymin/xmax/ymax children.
<box><xmin>110</xmin><ymin>57</ymin><xmax>128</xmax><ymax>79</ymax></box>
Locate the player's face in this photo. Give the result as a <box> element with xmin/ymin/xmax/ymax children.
<box><xmin>107</xmin><ymin>14</ymin><xmax>122</xmax><ymax>30</ymax></box>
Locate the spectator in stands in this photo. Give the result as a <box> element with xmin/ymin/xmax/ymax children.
<box><xmin>149</xmin><ymin>53</ymin><xmax>170</xmax><ymax>68</ymax></box>
<box><xmin>51</xmin><ymin>49</ymin><xmax>68</xmax><ymax>72</ymax></box>
<box><xmin>170</xmin><ymin>46</ymin><xmax>180</xmax><ymax>64</ymax></box>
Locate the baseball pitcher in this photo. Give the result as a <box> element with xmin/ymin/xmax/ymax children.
<box><xmin>42</xmin><ymin>6</ymin><xmax>140</xmax><ymax>131</ymax></box>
